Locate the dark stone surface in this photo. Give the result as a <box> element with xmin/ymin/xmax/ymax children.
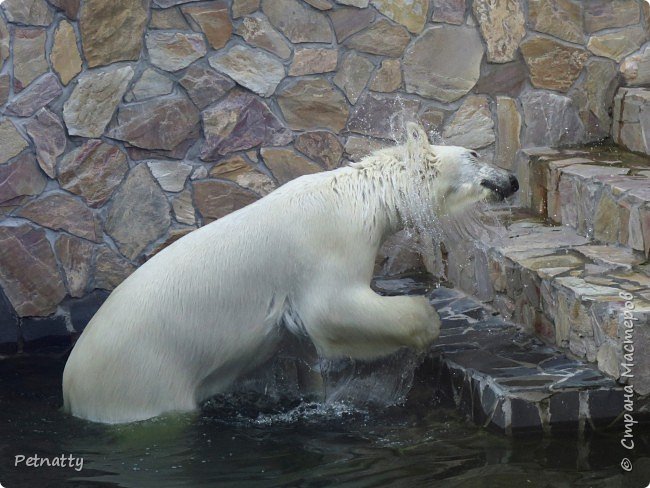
<box><xmin>0</xmin><ymin>287</ymin><xmax>19</xmax><ymax>354</ymax></box>
<box><xmin>549</xmin><ymin>390</ymin><xmax>580</xmax><ymax>429</ymax></box>
<box><xmin>510</xmin><ymin>397</ymin><xmax>542</xmax><ymax>433</ymax></box>
<box><xmin>588</xmin><ymin>389</ymin><xmax>625</xmax><ymax>428</ymax></box>
<box><xmin>21</xmin><ymin>314</ymin><xmax>70</xmax><ymax>352</ymax></box>
<box><xmin>67</xmin><ymin>289</ymin><xmax>109</xmax><ymax>333</ymax></box>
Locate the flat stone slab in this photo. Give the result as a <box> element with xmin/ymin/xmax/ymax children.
<box><xmin>373</xmin><ymin>275</ymin><xmax>631</xmax><ymax>436</ymax></box>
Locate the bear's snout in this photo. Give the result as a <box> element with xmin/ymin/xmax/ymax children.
<box><xmin>480</xmin><ymin>173</ymin><xmax>519</xmax><ymax>200</ymax></box>
<box><xmin>507</xmin><ymin>174</ymin><xmax>519</xmax><ymax>196</ymax></box>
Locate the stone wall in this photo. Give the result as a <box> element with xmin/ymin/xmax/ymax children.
<box><xmin>0</xmin><ymin>0</ymin><xmax>648</xmax><ymax>350</ymax></box>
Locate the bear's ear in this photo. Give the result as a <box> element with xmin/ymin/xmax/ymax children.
<box><xmin>405</xmin><ymin>122</ymin><xmax>430</xmax><ymax>158</ymax></box>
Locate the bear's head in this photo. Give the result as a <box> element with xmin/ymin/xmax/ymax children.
<box><xmin>404</xmin><ymin>123</ymin><xmax>519</xmax><ymax>216</ymax></box>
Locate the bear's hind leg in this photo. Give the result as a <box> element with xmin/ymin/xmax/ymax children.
<box><xmin>306</xmin><ymin>287</ymin><xmax>440</xmax><ymax>360</ymax></box>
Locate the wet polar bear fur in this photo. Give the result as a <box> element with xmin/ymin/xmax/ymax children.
<box><xmin>62</xmin><ymin>124</ymin><xmax>518</xmax><ymax>424</ymax></box>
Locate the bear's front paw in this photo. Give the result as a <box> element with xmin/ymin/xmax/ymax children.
<box><xmin>408</xmin><ymin>299</ymin><xmax>441</xmax><ymax>351</ymax></box>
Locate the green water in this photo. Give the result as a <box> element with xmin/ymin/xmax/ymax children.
<box><xmin>0</xmin><ymin>354</ymin><xmax>648</xmax><ymax>488</ymax></box>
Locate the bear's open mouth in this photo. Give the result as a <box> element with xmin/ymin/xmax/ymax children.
<box><xmin>480</xmin><ymin>180</ymin><xmax>506</xmax><ymax>201</ymax></box>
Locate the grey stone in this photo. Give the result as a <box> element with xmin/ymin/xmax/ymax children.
<box><xmin>585</xmin><ymin>0</ymin><xmax>640</xmax><ymax>33</ymax></box>
<box><xmin>125</xmin><ymin>68</ymin><xmax>174</xmax><ymax>102</ymax></box>
<box><xmin>370</xmin><ymin>59</ymin><xmax>401</xmax><ymax>93</ymax></box>
<box><xmin>93</xmin><ymin>246</ymin><xmax>135</xmax><ymax>290</ymax></box>
<box><xmin>521</xmin><ymin>90</ymin><xmax>584</xmax><ymax>147</ymax></box>
<box><xmin>179</xmin><ymin>64</ymin><xmax>235</xmax><ymax>109</ymax></box>
<box><xmin>403</xmin><ymin>25</ymin><xmax>484</xmax><ymax>102</ymax></box>
<box><xmin>51</xmin><ymin>20</ymin><xmax>83</xmax><ymax>86</ymax></box>
<box><xmin>496</xmin><ymin>97</ymin><xmax>521</xmax><ymax>171</ymax></box>
<box><xmin>371</xmin><ymin>0</ymin><xmax>428</xmax><ymax>33</ymax></box>
<box><xmin>521</xmin><ymin>36</ymin><xmax>589</xmax><ymax>92</ymax></box>
<box><xmin>25</xmin><ymin>109</ymin><xmax>67</xmax><ymax>179</ymax></box>
<box><xmin>209</xmin><ymin>45</ymin><xmax>285</xmax><ymax>97</ymax></box>
<box><xmin>289</xmin><ymin>48</ymin><xmax>338</xmax><ymax>76</ymax></box>
<box><xmin>329</xmin><ymin>6</ymin><xmax>375</xmax><ymax>42</ymax></box>
<box><xmin>106</xmin><ymin>164</ymin><xmax>171</xmax><ymax>260</ymax></box>
<box><xmin>107</xmin><ymin>93</ymin><xmax>200</xmax><ymax>151</ymax></box>
<box><xmin>146</xmin><ymin>31</ymin><xmax>207</xmax><ymax>72</ymax></box>
<box><xmin>181</xmin><ymin>1</ymin><xmax>232</xmax><ymax>50</ymax></box>
<box><xmin>149</xmin><ymin>7</ymin><xmax>190</xmax><ymax>29</ymax></box>
<box><xmin>63</xmin><ymin>66</ymin><xmax>134</xmax><ymax>138</ymax></box>
<box><xmin>443</xmin><ymin>95</ymin><xmax>495</xmax><ymax>149</ymax></box>
<box><xmin>232</xmin><ymin>0</ymin><xmax>259</xmax><ymax>18</ymax></box>
<box><xmin>201</xmin><ymin>90</ymin><xmax>291</xmax><ymax>159</ymax></box>
<box><xmin>6</xmin><ymin>73</ymin><xmax>63</xmax><ymax>118</ymax></box>
<box><xmin>55</xmin><ymin>233</ymin><xmax>93</xmax><ymax>298</ymax></box>
<box><xmin>172</xmin><ymin>188</ymin><xmax>196</xmax><ymax>225</ymax></box>
<box><xmin>193</xmin><ymin>179</ymin><xmax>258</xmax><ymax>223</ymax></box>
<box><xmin>621</xmin><ymin>46</ymin><xmax>650</xmax><ymax>86</ymax></box>
<box><xmin>588</xmin><ymin>25</ymin><xmax>647</xmax><ymax>63</ymax></box>
<box><xmin>333</xmin><ymin>51</ymin><xmax>374</xmax><ymax>104</ymax></box>
<box><xmin>261</xmin><ymin>147</ymin><xmax>322</xmax><ymax>185</ymax></box>
<box><xmin>295</xmin><ymin>131</ymin><xmax>343</xmax><ymax>169</ymax></box>
<box><xmin>13</xmin><ymin>28</ymin><xmax>48</xmax><ymax>91</ymax></box>
<box><xmin>147</xmin><ymin>161</ymin><xmax>192</xmax><ymax>192</ymax></box>
<box><xmin>0</xmin><ymin>153</ymin><xmax>47</xmax><ymax>205</ymax></box>
<box><xmin>347</xmin><ymin>93</ymin><xmax>420</xmax><ymax>139</ymax></box>
<box><xmin>236</xmin><ymin>14</ymin><xmax>292</xmax><ymax>60</ymax></box>
<box><xmin>432</xmin><ymin>0</ymin><xmax>465</xmax><ymax>25</ymax></box>
<box><xmin>262</xmin><ymin>0</ymin><xmax>333</xmax><ymax>43</ymax></box>
<box><xmin>345</xmin><ymin>19</ymin><xmax>411</xmax><ymax>57</ymax></box>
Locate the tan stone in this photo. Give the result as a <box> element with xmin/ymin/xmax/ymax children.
<box><xmin>232</xmin><ymin>0</ymin><xmax>260</xmax><ymax>18</ymax></box>
<box><xmin>150</xmin><ymin>8</ymin><xmax>190</xmax><ymax>29</ymax></box>
<box><xmin>63</xmin><ymin>66</ymin><xmax>134</xmax><ymax>138</ymax></box>
<box><xmin>345</xmin><ymin>19</ymin><xmax>411</xmax><ymax>57</ymax></box>
<box><xmin>521</xmin><ymin>37</ymin><xmax>589</xmax><ymax>92</ymax></box>
<box><xmin>289</xmin><ymin>48</ymin><xmax>338</xmax><ymax>76</ymax></box>
<box><xmin>0</xmin><ymin>119</ymin><xmax>29</xmax><ymax>164</ymax></box>
<box><xmin>262</xmin><ymin>0</ymin><xmax>333</xmax><ymax>43</ymax></box>
<box><xmin>0</xmin><ymin>225</ymin><xmax>66</xmax><ymax>317</ymax></box>
<box><xmin>585</xmin><ymin>0</ymin><xmax>640</xmax><ymax>33</ymax></box>
<box><xmin>13</xmin><ymin>28</ymin><xmax>48</xmax><ymax>91</ymax></box>
<box><xmin>371</xmin><ymin>0</ymin><xmax>428</xmax><ymax>33</ymax></box>
<box><xmin>1</xmin><ymin>0</ymin><xmax>53</xmax><ymax>25</ymax></box>
<box><xmin>621</xmin><ymin>46</ymin><xmax>650</xmax><ymax>86</ymax></box>
<box><xmin>418</xmin><ymin>108</ymin><xmax>445</xmax><ymax>135</ymax></box>
<box><xmin>25</xmin><ymin>109</ymin><xmax>66</xmax><ymax>179</ymax></box>
<box><xmin>182</xmin><ymin>2</ymin><xmax>232</xmax><ymax>50</ymax></box>
<box><xmin>17</xmin><ymin>193</ymin><xmax>101</xmax><ymax>242</ymax></box>
<box><xmin>528</xmin><ymin>0</ymin><xmax>583</xmax><ymax>45</ymax></box>
<box><xmin>57</xmin><ymin>140</ymin><xmax>128</xmax><ymax>208</ymax></box>
<box><xmin>295</xmin><ymin>132</ymin><xmax>343</xmax><ymax>169</ymax></box>
<box><xmin>147</xmin><ymin>31</ymin><xmax>207</xmax><ymax>72</ymax></box>
<box><xmin>473</xmin><ymin>0</ymin><xmax>526</xmax><ymax>63</ymax></box>
<box><xmin>278</xmin><ymin>79</ymin><xmax>350</xmax><ymax>133</ymax></box>
<box><xmin>172</xmin><ymin>188</ymin><xmax>196</xmax><ymax>225</ymax></box>
<box><xmin>0</xmin><ymin>18</ymin><xmax>9</xmax><ymax>71</ymax></box>
<box><xmin>370</xmin><ymin>59</ymin><xmax>401</xmax><ymax>92</ymax></box>
<box><xmin>403</xmin><ymin>25</ymin><xmax>484</xmax><ymax>102</ymax></box>
<box><xmin>79</xmin><ymin>0</ymin><xmax>149</xmax><ymax>68</ymax></box>
<box><xmin>51</xmin><ymin>20</ymin><xmax>82</xmax><ymax>85</ymax></box>
<box><xmin>333</xmin><ymin>51</ymin><xmax>374</xmax><ymax>104</ymax></box>
<box><xmin>261</xmin><ymin>147</ymin><xmax>322</xmax><ymax>185</ymax></box>
<box><xmin>496</xmin><ymin>97</ymin><xmax>521</xmax><ymax>171</ymax></box>
<box><xmin>237</xmin><ymin>14</ymin><xmax>292</xmax><ymax>60</ymax></box>
<box><xmin>0</xmin><ymin>74</ymin><xmax>8</xmax><ymax>107</ymax></box>
<box><xmin>93</xmin><ymin>247</ymin><xmax>135</xmax><ymax>291</ymax></box>
<box><xmin>209</xmin><ymin>156</ymin><xmax>277</xmax><ymax>195</ymax></box>
<box><xmin>193</xmin><ymin>180</ymin><xmax>258</xmax><ymax>223</ymax></box>
<box><xmin>581</xmin><ymin>58</ymin><xmax>618</xmax><ymax>138</ymax></box>
<box><xmin>588</xmin><ymin>26</ymin><xmax>647</xmax><ymax>63</ymax></box>
<box><xmin>443</xmin><ymin>95</ymin><xmax>495</xmax><ymax>149</ymax></box>
<box><xmin>209</xmin><ymin>45</ymin><xmax>285</xmax><ymax>97</ymax></box>
<box><xmin>55</xmin><ymin>234</ymin><xmax>93</xmax><ymax>298</ymax></box>
<box><xmin>106</xmin><ymin>164</ymin><xmax>171</xmax><ymax>260</ymax></box>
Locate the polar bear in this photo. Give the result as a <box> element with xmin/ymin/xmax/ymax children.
<box><xmin>62</xmin><ymin>124</ymin><xmax>518</xmax><ymax>424</ymax></box>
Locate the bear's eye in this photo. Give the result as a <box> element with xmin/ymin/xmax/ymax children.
<box><xmin>469</xmin><ymin>151</ymin><xmax>479</xmax><ymax>158</ymax></box>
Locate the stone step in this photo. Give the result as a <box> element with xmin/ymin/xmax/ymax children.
<box><xmin>613</xmin><ymin>87</ymin><xmax>650</xmax><ymax>157</ymax></box>
<box><xmin>441</xmin><ymin>208</ymin><xmax>650</xmax><ymax>398</ymax></box>
<box><xmin>515</xmin><ymin>145</ymin><xmax>650</xmax><ymax>255</ymax></box>
<box><xmin>374</xmin><ymin>277</ymin><xmax>630</xmax><ymax>436</ymax></box>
